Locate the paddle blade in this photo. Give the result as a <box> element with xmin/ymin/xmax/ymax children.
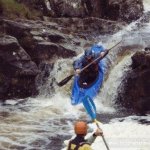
<box><xmin>82</xmin><ymin>96</ymin><xmax>97</xmax><ymax>120</ymax></box>
<box><xmin>57</xmin><ymin>74</ymin><xmax>74</xmax><ymax>86</ymax></box>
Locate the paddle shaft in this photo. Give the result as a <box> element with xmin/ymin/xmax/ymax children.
<box><xmin>95</xmin><ymin>120</ymin><xmax>110</xmax><ymax>150</ymax></box>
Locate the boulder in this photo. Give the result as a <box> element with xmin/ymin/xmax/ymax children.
<box><xmin>2</xmin><ymin>19</ymin><xmax>77</xmax><ymax>63</ymax></box>
<box><xmin>118</xmin><ymin>51</ymin><xmax>150</xmax><ymax>114</ymax></box>
<box><xmin>32</xmin><ymin>42</ymin><xmax>76</xmax><ymax>64</ymax></box>
<box><xmin>46</xmin><ymin>0</ymin><xmax>143</xmax><ymax>22</ymax></box>
<box><xmin>108</xmin><ymin>0</ymin><xmax>143</xmax><ymax>22</ymax></box>
<box><xmin>47</xmin><ymin>0</ymin><xmax>107</xmax><ymax>18</ymax></box>
<box><xmin>0</xmin><ymin>35</ymin><xmax>39</xmax><ymax>100</ymax></box>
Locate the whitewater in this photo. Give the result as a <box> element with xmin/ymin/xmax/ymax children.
<box><xmin>0</xmin><ymin>0</ymin><xmax>150</xmax><ymax>150</ymax></box>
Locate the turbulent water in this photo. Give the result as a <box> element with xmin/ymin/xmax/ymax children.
<box><xmin>1</xmin><ymin>1</ymin><xmax>150</xmax><ymax>150</ymax></box>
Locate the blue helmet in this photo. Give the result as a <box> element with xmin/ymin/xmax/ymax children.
<box><xmin>84</xmin><ymin>49</ymin><xmax>93</xmax><ymax>57</ymax></box>
<box><xmin>85</xmin><ymin>44</ymin><xmax>104</xmax><ymax>58</ymax></box>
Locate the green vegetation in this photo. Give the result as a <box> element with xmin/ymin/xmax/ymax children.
<box><xmin>0</xmin><ymin>0</ymin><xmax>40</xmax><ymax>19</ymax></box>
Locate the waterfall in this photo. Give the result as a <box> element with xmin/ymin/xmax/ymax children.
<box><xmin>0</xmin><ymin>1</ymin><xmax>150</xmax><ymax>150</ymax></box>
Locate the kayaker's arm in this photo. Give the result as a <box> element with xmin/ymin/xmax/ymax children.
<box><xmin>73</xmin><ymin>56</ymin><xmax>85</xmax><ymax>70</ymax></box>
<box><xmin>86</xmin><ymin>128</ymin><xmax>103</xmax><ymax>145</ymax></box>
<box><xmin>73</xmin><ymin>56</ymin><xmax>85</xmax><ymax>75</ymax></box>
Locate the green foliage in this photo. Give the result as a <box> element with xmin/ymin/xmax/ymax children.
<box><xmin>0</xmin><ymin>0</ymin><xmax>40</xmax><ymax>19</ymax></box>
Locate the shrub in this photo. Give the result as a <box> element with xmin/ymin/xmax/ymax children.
<box><xmin>0</xmin><ymin>0</ymin><xmax>40</xmax><ymax>19</ymax></box>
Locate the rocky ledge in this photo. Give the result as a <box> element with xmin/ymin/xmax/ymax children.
<box><xmin>118</xmin><ymin>50</ymin><xmax>150</xmax><ymax>114</ymax></box>
<box><xmin>0</xmin><ymin>35</ymin><xmax>39</xmax><ymax>100</ymax></box>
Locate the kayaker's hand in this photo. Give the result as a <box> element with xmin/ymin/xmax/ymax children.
<box><xmin>75</xmin><ymin>69</ymin><xmax>81</xmax><ymax>75</ymax></box>
<box><xmin>100</xmin><ymin>50</ymin><xmax>109</xmax><ymax>58</ymax></box>
<box><xmin>100</xmin><ymin>52</ymin><xmax>105</xmax><ymax>57</ymax></box>
<box><xmin>94</xmin><ymin>128</ymin><xmax>103</xmax><ymax>136</ymax></box>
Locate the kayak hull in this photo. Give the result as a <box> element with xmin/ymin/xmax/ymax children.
<box><xmin>71</xmin><ymin>68</ymin><xmax>104</xmax><ymax>105</ymax></box>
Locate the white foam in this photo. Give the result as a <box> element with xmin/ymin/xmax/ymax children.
<box><xmin>143</xmin><ymin>0</ymin><xmax>150</xmax><ymax>12</ymax></box>
<box><xmin>94</xmin><ymin>54</ymin><xmax>132</xmax><ymax>114</ymax></box>
<box><xmin>63</xmin><ymin>118</ymin><xmax>150</xmax><ymax>150</ymax></box>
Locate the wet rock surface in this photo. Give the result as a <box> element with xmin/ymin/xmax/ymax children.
<box><xmin>118</xmin><ymin>51</ymin><xmax>150</xmax><ymax>114</ymax></box>
<box><xmin>0</xmin><ymin>35</ymin><xmax>39</xmax><ymax>100</ymax></box>
<box><xmin>50</xmin><ymin>0</ymin><xmax>143</xmax><ymax>22</ymax></box>
<box><xmin>15</xmin><ymin>0</ymin><xmax>143</xmax><ymax>22</ymax></box>
<box><xmin>108</xmin><ymin>0</ymin><xmax>143</xmax><ymax>22</ymax></box>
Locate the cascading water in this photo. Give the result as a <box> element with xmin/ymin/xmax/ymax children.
<box><xmin>0</xmin><ymin>1</ymin><xmax>150</xmax><ymax>150</ymax></box>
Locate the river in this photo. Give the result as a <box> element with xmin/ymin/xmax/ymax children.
<box><xmin>0</xmin><ymin>1</ymin><xmax>150</xmax><ymax>150</ymax></box>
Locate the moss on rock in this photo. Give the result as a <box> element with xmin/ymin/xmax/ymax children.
<box><xmin>0</xmin><ymin>0</ymin><xmax>41</xmax><ymax>19</ymax></box>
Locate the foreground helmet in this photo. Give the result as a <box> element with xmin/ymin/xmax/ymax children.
<box><xmin>74</xmin><ymin>121</ymin><xmax>87</xmax><ymax>135</ymax></box>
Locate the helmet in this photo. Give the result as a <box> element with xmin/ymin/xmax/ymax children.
<box><xmin>84</xmin><ymin>49</ymin><xmax>94</xmax><ymax>58</ymax></box>
<box><xmin>85</xmin><ymin>44</ymin><xmax>104</xmax><ymax>58</ymax></box>
<box><xmin>74</xmin><ymin>121</ymin><xmax>87</xmax><ymax>135</ymax></box>
<box><xmin>97</xmin><ymin>41</ymin><xmax>102</xmax><ymax>46</ymax></box>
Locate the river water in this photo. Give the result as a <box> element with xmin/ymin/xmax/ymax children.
<box><xmin>0</xmin><ymin>1</ymin><xmax>150</xmax><ymax>150</ymax></box>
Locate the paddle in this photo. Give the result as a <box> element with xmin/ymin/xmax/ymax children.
<box><xmin>57</xmin><ymin>41</ymin><xmax>122</xmax><ymax>87</ymax></box>
<box><xmin>82</xmin><ymin>96</ymin><xmax>110</xmax><ymax>150</ymax></box>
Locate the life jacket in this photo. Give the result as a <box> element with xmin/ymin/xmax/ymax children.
<box><xmin>68</xmin><ymin>141</ymin><xmax>91</xmax><ymax>150</ymax></box>
<box><xmin>67</xmin><ymin>136</ymin><xmax>91</xmax><ymax>150</ymax></box>
<box><xmin>82</xmin><ymin>57</ymin><xmax>99</xmax><ymax>73</ymax></box>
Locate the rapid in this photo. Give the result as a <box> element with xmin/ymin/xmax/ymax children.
<box><xmin>0</xmin><ymin>0</ymin><xmax>150</xmax><ymax>150</ymax></box>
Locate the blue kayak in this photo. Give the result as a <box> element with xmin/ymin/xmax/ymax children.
<box><xmin>71</xmin><ymin>61</ymin><xmax>104</xmax><ymax>105</ymax></box>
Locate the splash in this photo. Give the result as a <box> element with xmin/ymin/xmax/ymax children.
<box><xmin>143</xmin><ymin>0</ymin><xmax>150</xmax><ymax>12</ymax></box>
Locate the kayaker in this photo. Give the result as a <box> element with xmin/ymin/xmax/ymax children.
<box><xmin>73</xmin><ymin>43</ymin><xmax>107</xmax><ymax>87</ymax></box>
<box><xmin>67</xmin><ymin>121</ymin><xmax>103</xmax><ymax>150</ymax></box>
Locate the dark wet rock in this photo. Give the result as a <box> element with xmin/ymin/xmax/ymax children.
<box><xmin>1</xmin><ymin>19</ymin><xmax>77</xmax><ymax>62</ymax></box>
<box><xmin>43</xmin><ymin>0</ymin><xmax>143</xmax><ymax>22</ymax></box>
<box><xmin>118</xmin><ymin>51</ymin><xmax>150</xmax><ymax>114</ymax></box>
<box><xmin>108</xmin><ymin>0</ymin><xmax>143</xmax><ymax>22</ymax></box>
<box><xmin>1</xmin><ymin>0</ymin><xmax>144</xmax><ymax>23</ymax></box>
<box><xmin>120</xmin><ymin>0</ymin><xmax>143</xmax><ymax>22</ymax></box>
<box><xmin>32</xmin><ymin>42</ymin><xmax>76</xmax><ymax>64</ymax></box>
<box><xmin>0</xmin><ymin>35</ymin><xmax>39</xmax><ymax>100</ymax></box>
<box><xmin>49</xmin><ymin>0</ymin><xmax>89</xmax><ymax>17</ymax></box>
<box><xmin>145</xmin><ymin>46</ymin><xmax>150</xmax><ymax>51</ymax></box>
<box><xmin>46</xmin><ymin>0</ymin><xmax>143</xmax><ymax>22</ymax></box>
<box><xmin>0</xmin><ymin>35</ymin><xmax>39</xmax><ymax>76</ymax></box>
<box><xmin>47</xmin><ymin>17</ymin><xmax>126</xmax><ymax>35</ymax></box>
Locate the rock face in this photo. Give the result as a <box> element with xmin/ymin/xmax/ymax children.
<box><xmin>47</xmin><ymin>0</ymin><xmax>143</xmax><ymax>22</ymax></box>
<box><xmin>47</xmin><ymin>17</ymin><xmax>126</xmax><ymax>35</ymax></box>
<box><xmin>0</xmin><ymin>35</ymin><xmax>39</xmax><ymax>100</ymax></box>
<box><xmin>16</xmin><ymin>0</ymin><xmax>143</xmax><ymax>22</ymax></box>
<box><xmin>108</xmin><ymin>0</ymin><xmax>143</xmax><ymax>22</ymax></box>
<box><xmin>2</xmin><ymin>19</ymin><xmax>77</xmax><ymax>63</ymax></box>
<box><xmin>119</xmin><ymin>51</ymin><xmax>150</xmax><ymax>114</ymax></box>
<box><xmin>0</xmin><ymin>19</ymin><xmax>79</xmax><ymax>100</ymax></box>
